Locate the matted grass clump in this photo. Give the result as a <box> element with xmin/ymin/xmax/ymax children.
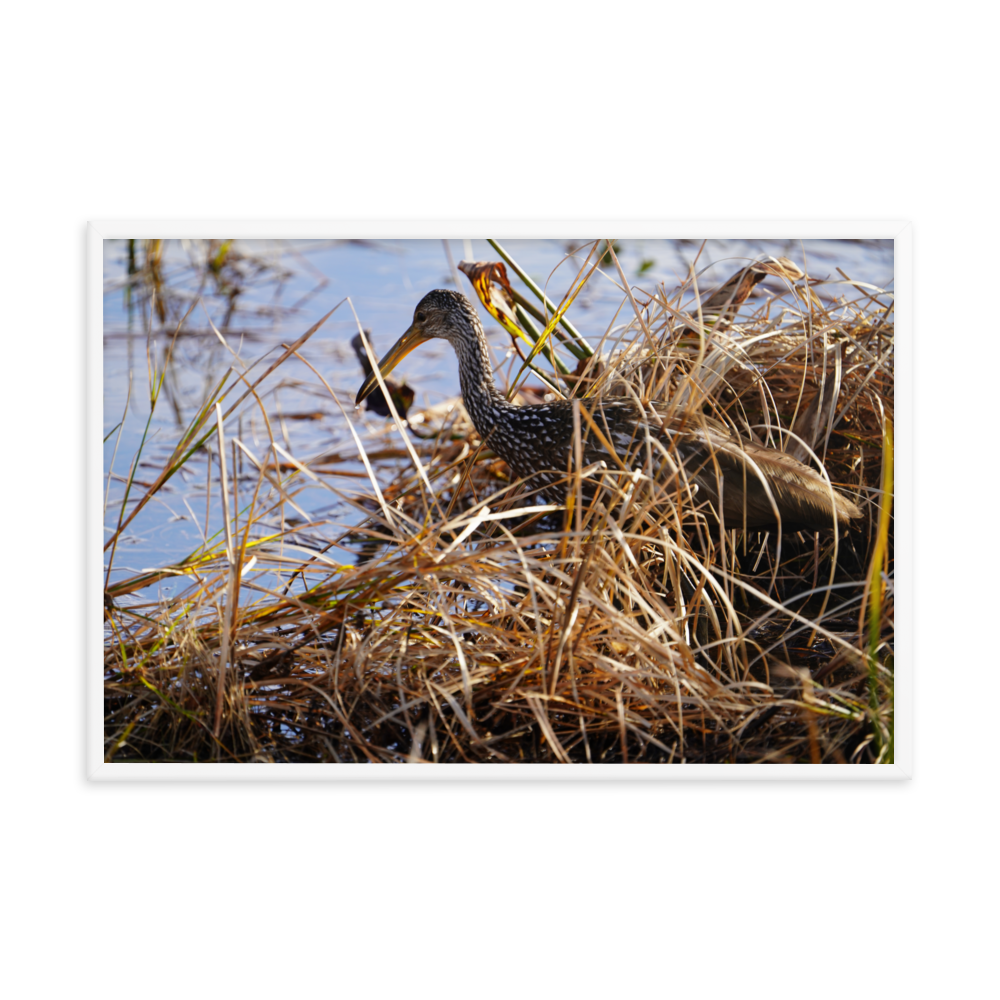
<box><xmin>104</xmin><ymin>240</ymin><xmax>894</xmax><ymax>764</ymax></box>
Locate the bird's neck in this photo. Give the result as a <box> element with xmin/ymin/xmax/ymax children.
<box><xmin>453</xmin><ymin>319</ymin><xmax>511</xmax><ymax>433</ymax></box>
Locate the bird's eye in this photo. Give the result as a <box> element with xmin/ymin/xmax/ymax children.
<box><xmin>416</xmin><ymin>312</ymin><xmax>426</xmax><ymax>323</ymax></box>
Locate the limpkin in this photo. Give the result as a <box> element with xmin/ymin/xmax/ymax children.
<box><xmin>355</xmin><ymin>290</ymin><xmax>862</xmax><ymax>531</ymax></box>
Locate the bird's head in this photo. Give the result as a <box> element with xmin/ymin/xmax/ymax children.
<box><xmin>355</xmin><ymin>290</ymin><xmax>478</xmax><ymax>406</ymax></box>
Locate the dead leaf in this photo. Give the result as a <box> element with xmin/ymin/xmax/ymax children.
<box><xmin>458</xmin><ymin>260</ymin><xmax>533</xmax><ymax>348</ymax></box>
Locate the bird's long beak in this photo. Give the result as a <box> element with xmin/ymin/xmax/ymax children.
<box><xmin>355</xmin><ymin>325</ymin><xmax>430</xmax><ymax>405</ymax></box>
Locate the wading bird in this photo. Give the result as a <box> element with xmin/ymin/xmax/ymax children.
<box><xmin>356</xmin><ymin>290</ymin><xmax>862</xmax><ymax>531</ymax></box>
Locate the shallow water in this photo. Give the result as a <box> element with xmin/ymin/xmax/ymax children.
<box><xmin>103</xmin><ymin>237</ymin><xmax>893</xmax><ymax>597</ymax></box>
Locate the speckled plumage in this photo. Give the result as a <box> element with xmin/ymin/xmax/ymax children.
<box><xmin>360</xmin><ymin>290</ymin><xmax>863</xmax><ymax>531</ymax></box>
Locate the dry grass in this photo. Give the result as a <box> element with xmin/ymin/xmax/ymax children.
<box><xmin>104</xmin><ymin>241</ymin><xmax>894</xmax><ymax>764</ymax></box>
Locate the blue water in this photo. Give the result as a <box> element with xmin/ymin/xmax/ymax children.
<box><xmin>103</xmin><ymin>237</ymin><xmax>894</xmax><ymax>596</ymax></box>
